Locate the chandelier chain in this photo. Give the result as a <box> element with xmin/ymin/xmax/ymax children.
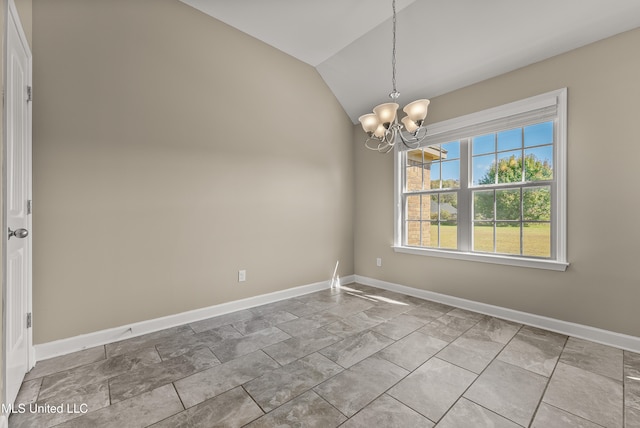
<box><xmin>391</xmin><ymin>0</ymin><xmax>398</xmax><ymax>98</ymax></box>
<box><xmin>359</xmin><ymin>0</ymin><xmax>430</xmax><ymax>153</ymax></box>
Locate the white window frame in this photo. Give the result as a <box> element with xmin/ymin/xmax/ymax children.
<box><xmin>393</xmin><ymin>88</ymin><xmax>568</xmax><ymax>271</ymax></box>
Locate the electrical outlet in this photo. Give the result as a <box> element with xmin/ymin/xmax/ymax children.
<box><xmin>238</xmin><ymin>270</ymin><xmax>246</xmax><ymax>282</ymax></box>
<box><xmin>376</xmin><ymin>257</ymin><xmax>382</xmax><ymax>267</ymax></box>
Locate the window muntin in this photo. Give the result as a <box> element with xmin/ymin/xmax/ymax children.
<box><xmin>471</xmin><ymin>185</ymin><xmax>551</xmax><ymax>257</ymax></box>
<box><xmin>394</xmin><ymin>89</ymin><xmax>567</xmax><ymax>270</ymax></box>
<box><xmin>404</xmin><ymin>142</ymin><xmax>460</xmax><ymax>250</ymax></box>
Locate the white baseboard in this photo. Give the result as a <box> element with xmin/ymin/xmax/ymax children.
<box><xmin>38</xmin><ymin>272</ymin><xmax>636</xmax><ymax>361</ymax></box>
<box><xmin>354</xmin><ymin>275</ymin><xmax>640</xmax><ymax>353</ymax></box>
<box><xmin>0</xmin><ymin>414</ymin><xmax>7</xmax><ymax>428</ymax></box>
<box><xmin>35</xmin><ymin>276</ymin><xmax>354</xmax><ymax>362</ymax></box>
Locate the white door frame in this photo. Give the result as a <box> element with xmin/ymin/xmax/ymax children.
<box><xmin>2</xmin><ymin>0</ymin><xmax>33</xmax><ymax>421</ymax></box>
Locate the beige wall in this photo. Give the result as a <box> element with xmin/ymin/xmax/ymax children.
<box><xmin>355</xmin><ymin>27</ymin><xmax>640</xmax><ymax>337</ymax></box>
<box><xmin>32</xmin><ymin>0</ymin><xmax>354</xmax><ymax>343</ymax></box>
<box><xmin>28</xmin><ymin>0</ymin><xmax>640</xmax><ymax>345</ymax></box>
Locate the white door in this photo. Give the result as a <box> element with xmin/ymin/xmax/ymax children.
<box><xmin>4</xmin><ymin>0</ymin><xmax>32</xmax><ymax>407</ymax></box>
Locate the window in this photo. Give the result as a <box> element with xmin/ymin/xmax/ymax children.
<box><xmin>394</xmin><ymin>89</ymin><xmax>568</xmax><ymax>271</ymax></box>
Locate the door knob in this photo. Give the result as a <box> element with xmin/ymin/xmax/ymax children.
<box><xmin>8</xmin><ymin>227</ymin><xmax>29</xmax><ymax>240</ymax></box>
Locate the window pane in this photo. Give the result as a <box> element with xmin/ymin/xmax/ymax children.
<box><xmin>498</xmin><ymin>128</ymin><xmax>522</xmax><ymax>152</ymax></box>
<box><xmin>407</xmin><ymin>149</ymin><xmax>424</xmax><ymax>163</ymax></box>
<box><xmin>422</xmin><ymin>144</ymin><xmax>442</xmax><ymax>161</ymax></box>
<box><xmin>422</xmin><ymin>222</ymin><xmax>437</xmax><ymax>248</ymax></box>
<box><xmin>523</xmin><ymin>223</ymin><xmax>551</xmax><ymax>257</ymax></box>
<box><xmin>442</xmin><ymin>141</ymin><xmax>460</xmax><ymax>159</ymax></box>
<box><xmin>523</xmin><ymin>186</ymin><xmax>551</xmax><ymax>221</ymax></box>
<box><xmin>496</xmin><ymin>189</ymin><xmax>521</xmax><ymax>221</ymax></box>
<box><xmin>474</xmin><ymin>190</ymin><xmax>494</xmax><ymax>220</ymax></box>
<box><xmin>430</xmin><ymin>194</ymin><xmax>439</xmax><ymax>221</ymax></box>
<box><xmin>407</xmin><ymin>221</ymin><xmax>420</xmax><ymax>246</ymax></box>
<box><xmin>406</xmin><ymin>150</ymin><xmax>423</xmax><ymax>191</ymax></box>
<box><xmin>422</xmin><ymin>195</ymin><xmax>432</xmax><ymax>222</ymax></box>
<box><xmin>407</xmin><ymin>195</ymin><xmax>420</xmax><ymax>220</ymax></box>
<box><xmin>429</xmin><ymin>160</ymin><xmax>441</xmax><ymax>189</ymax></box>
<box><xmin>440</xmin><ymin>193</ymin><xmax>457</xmax><ymax>222</ymax></box>
<box><xmin>496</xmin><ymin>223</ymin><xmax>521</xmax><ymax>255</ymax></box>
<box><xmin>473</xmin><ymin>222</ymin><xmax>494</xmax><ymax>252</ymax></box>
<box><xmin>524</xmin><ymin>122</ymin><xmax>553</xmax><ymax>147</ymax></box>
<box><xmin>524</xmin><ymin>146</ymin><xmax>553</xmax><ymax>181</ymax></box>
<box><xmin>441</xmin><ymin>160</ymin><xmax>460</xmax><ymax>188</ymax></box>
<box><xmin>406</xmin><ymin>164</ymin><xmax>423</xmax><ymax>191</ymax></box>
<box><xmin>473</xmin><ymin>134</ymin><xmax>495</xmax><ymax>155</ymax></box>
<box><xmin>472</xmin><ymin>154</ymin><xmax>495</xmax><ymax>186</ymax></box>
<box><xmin>497</xmin><ymin>150</ymin><xmax>523</xmax><ymax>183</ymax></box>
<box><xmin>441</xmin><ymin>221</ymin><xmax>457</xmax><ymax>249</ymax></box>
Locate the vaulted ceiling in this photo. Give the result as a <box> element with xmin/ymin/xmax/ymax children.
<box><xmin>180</xmin><ymin>0</ymin><xmax>640</xmax><ymax>123</ymax></box>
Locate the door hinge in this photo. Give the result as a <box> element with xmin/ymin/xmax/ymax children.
<box><xmin>27</xmin><ymin>312</ymin><xmax>32</xmax><ymax>328</ymax></box>
<box><xmin>26</xmin><ymin>86</ymin><xmax>32</xmax><ymax>103</ymax></box>
<box><xmin>27</xmin><ymin>199</ymin><xmax>32</xmax><ymax>215</ymax></box>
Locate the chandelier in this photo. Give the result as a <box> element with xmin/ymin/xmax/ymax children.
<box><xmin>359</xmin><ymin>0</ymin><xmax>430</xmax><ymax>153</ymax></box>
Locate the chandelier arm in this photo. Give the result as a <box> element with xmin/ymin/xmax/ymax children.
<box><xmin>380</xmin><ymin>141</ymin><xmax>394</xmax><ymax>153</ymax></box>
<box><xmin>401</xmin><ymin>139</ymin><xmax>421</xmax><ymax>150</ymax></box>
<box><xmin>397</xmin><ymin>125</ymin><xmax>428</xmax><ymax>145</ymax></box>
<box><xmin>384</xmin><ymin>127</ymin><xmax>397</xmax><ymax>146</ymax></box>
<box><xmin>364</xmin><ymin>137</ymin><xmax>381</xmax><ymax>151</ymax></box>
<box><xmin>365</xmin><ymin>137</ymin><xmax>390</xmax><ymax>152</ymax></box>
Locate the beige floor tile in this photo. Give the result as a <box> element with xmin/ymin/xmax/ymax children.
<box><xmin>319</xmin><ymin>330</ymin><xmax>394</xmax><ymax>368</ymax></box>
<box><xmin>388</xmin><ymin>357</ymin><xmax>476</xmax><ymax>421</ymax></box>
<box><xmin>437</xmin><ymin>335</ymin><xmax>505</xmax><ymax>374</ymax></box>
<box><xmin>464</xmin><ymin>360</ymin><xmax>547</xmax><ymax>426</ymax></box>
<box><xmin>246</xmin><ymin>390</ymin><xmax>346</xmax><ymax>428</ymax></box>
<box><xmin>341</xmin><ymin>394</ymin><xmax>434</xmax><ymax>427</ymax></box>
<box><xmin>150</xmin><ymin>386</ymin><xmax>263</xmax><ymax>427</ymax></box>
<box><xmin>438</xmin><ymin>398</ymin><xmax>521</xmax><ymax>428</ymax></box>
<box><xmin>497</xmin><ymin>326</ymin><xmax>566</xmax><ymax>377</ymax></box>
<box><xmin>314</xmin><ymin>355</ymin><xmax>408</xmax><ymax>417</ymax></box>
<box><xmin>377</xmin><ymin>330</ymin><xmax>447</xmax><ymax>371</ymax></box>
<box><xmin>531</xmin><ymin>403</ymin><xmax>603</xmax><ymax>428</ymax></box>
<box><xmin>543</xmin><ymin>362</ymin><xmax>623</xmax><ymax>427</ymax></box>
<box><xmin>560</xmin><ymin>337</ymin><xmax>623</xmax><ymax>381</ymax></box>
<box><xmin>25</xmin><ymin>346</ymin><xmax>106</xmax><ymax>380</ymax></box>
<box><xmin>244</xmin><ymin>353</ymin><xmax>343</xmax><ymax>411</ymax></box>
<box><xmin>54</xmin><ymin>384</ymin><xmax>182</xmax><ymax>428</ymax></box>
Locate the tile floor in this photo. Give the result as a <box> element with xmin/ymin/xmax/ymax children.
<box><xmin>9</xmin><ymin>283</ymin><xmax>640</xmax><ymax>427</ymax></box>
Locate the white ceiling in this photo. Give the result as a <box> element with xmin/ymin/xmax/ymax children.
<box><xmin>180</xmin><ymin>0</ymin><xmax>640</xmax><ymax>123</ymax></box>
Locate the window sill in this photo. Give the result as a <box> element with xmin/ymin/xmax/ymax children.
<box><xmin>392</xmin><ymin>246</ymin><xmax>569</xmax><ymax>271</ymax></box>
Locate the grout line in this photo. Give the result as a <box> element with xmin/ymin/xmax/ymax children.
<box><xmin>313</xmin><ymin>387</ymin><xmax>351</xmax><ymax>420</ymax></box>
<box><xmin>240</xmin><ymin>385</ymin><xmax>268</xmax><ymax>422</ymax></box>
<box><xmin>425</xmin><ymin>321</ymin><xmax>521</xmax><ymax>425</ymax></box>
<box><xmin>107</xmin><ymin>377</ymin><xmax>113</xmax><ymax>406</ymax></box>
<box><xmin>171</xmin><ymin>382</ymin><xmax>187</xmax><ymax>411</ymax></box>
<box><xmin>525</xmin><ymin>333</ymin><xmax>568</xmax><ymax>427</ymax></box>
<box><xmin>540</xmin><ymin>402</ymin><xmax>607</xmax><ymax>428</ymax></box>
